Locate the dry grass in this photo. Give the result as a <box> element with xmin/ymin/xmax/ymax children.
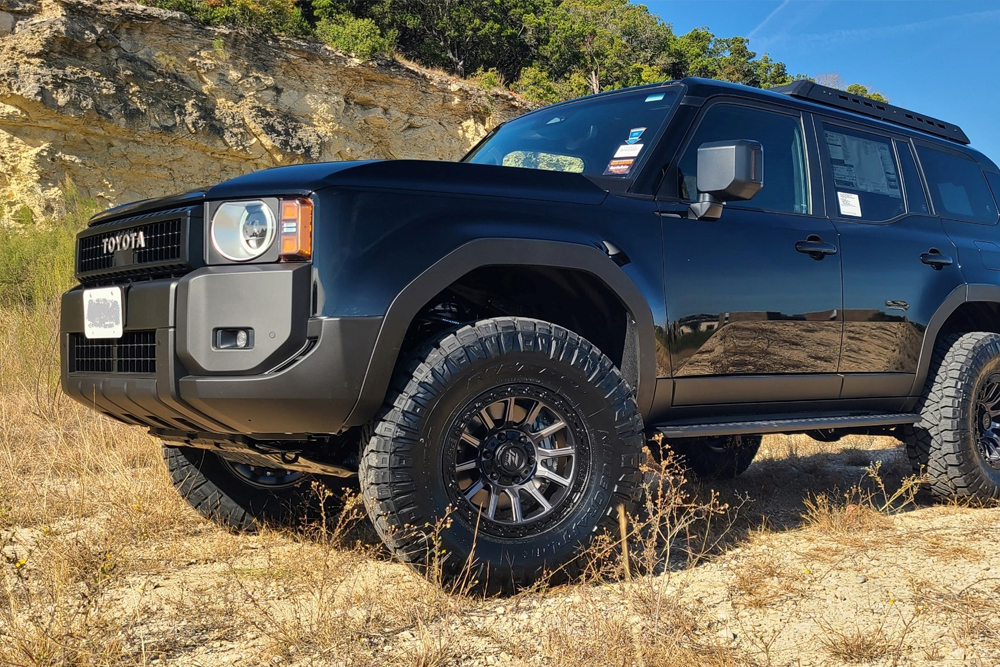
<box><xmin>3</xmin><ymin>299</ymin><xmax>1000</xmax><ymax>666</ymax></box>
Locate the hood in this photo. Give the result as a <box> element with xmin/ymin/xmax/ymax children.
<box><xmin>208</xmin><ymin>159</ymin><xmax>609</xmax><ymax>205</ymax></box>
<box><xmin>89</xmin><ymin>159</ymin><xmax>608</xmax><ymax>225</ymax></box>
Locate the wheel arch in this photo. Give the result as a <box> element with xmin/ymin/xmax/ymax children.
<box><xmin>909</xmin><ymin>284</ymin><xmax>1000</xmax><ymax>399</ymax></box>
<box><xmin>342</xmin><ymin>238</ymin><xmax>657</xmax><ymax>427</ymax></box>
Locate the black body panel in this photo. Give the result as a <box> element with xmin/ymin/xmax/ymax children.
<box><xmin>59</xmin><ymin>76</ymin><xmax>1000</xmax><ymax>443</ymax></box>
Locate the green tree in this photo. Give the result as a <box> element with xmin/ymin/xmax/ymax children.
<box><xmin>846</xmin><ymin>83</ymin><xmax>889</xmax><ymax>104</ymax></box>
<box><xmin>673</xmin><ymin>29</ymin><xmax>790</xmax><ymax>88</ymax></box>
<box><xmin>537</xmin><ymin>0</ymin><xmax>675</xmax><ymax>94</ymax></box>
<box><xmin>362</xmin><ymin>0</ymin><xmax>554</xmax><ymax>80</ymax></box>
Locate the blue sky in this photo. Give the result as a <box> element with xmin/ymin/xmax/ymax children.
<box><xmin>644</xmin><ymin>0</ymin><xmax>999</xmax><ymax>162</ymax></box>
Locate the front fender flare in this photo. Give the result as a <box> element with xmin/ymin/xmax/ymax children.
<box><xmin>342</xmin><ymin>238</ymin><xmax>657</xmax><ymax>427</ymax></box>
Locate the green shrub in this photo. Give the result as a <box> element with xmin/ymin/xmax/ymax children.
<box><xmin>473</xmin><ymin>68</ymin><xmax>505</xmax><ymax>91</ymax></box>
<box><xmin>144</xmin><ymin>0</ymin><xmax>309</xmax><ymax>37</ymax></box>
<box><xmin>0</xmin><ymin>188</ymin><xmax>98</xmax><ymax>308</ymax></box>
<box><xmin>512</xmin><ymin>66</ymin><xmax>562</xmax><ymax>104</ymax></box>
<box><xmin>315</xmin><ymin>14</ymin><xmax>396</xmax><ymax>60</ymax></box>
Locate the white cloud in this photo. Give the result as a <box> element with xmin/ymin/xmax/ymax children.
<box><xmin>749</xmin><ymin>0</ymin><xmax>793</xmax><ymax>39</ymax></box>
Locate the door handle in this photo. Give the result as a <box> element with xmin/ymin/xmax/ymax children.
<box><xmin>795</xmin><ymin>235</ymin><xmax>838</xmax><ymax>260</ymax></box>
<box><xmin>920</xmin><ymin>249</ymin><xmax>953</xmax><ymax>270</ymax></box>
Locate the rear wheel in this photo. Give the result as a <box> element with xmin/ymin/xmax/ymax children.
<box><xmin>164</xmin><ymin>446</ymin><xmax>314</xmax><ymax>531</ymax></box>
<box><xmin>903</xmin><ymin>332</ymin><xmax>1000</xmax><ymax>499</ymax></box>
<box><xmin>360</xmin><ymin>317</ymin><xmax>644</xmax><ymax>593</ymax></box>
<box><xmin>653</xmin><ymin>435</ymin><xmax>762</xmax><ymax>479</ymax></box>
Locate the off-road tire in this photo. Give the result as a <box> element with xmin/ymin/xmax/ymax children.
<box><xmin>164</xmin><ymin>445</ymin><xmax>314</xmax><ymax>531</ymax></box>
<box><xmin>359</xmin><ymin>317</ymin><xmax>645</xmax><ymax>593</ymax></box>
<box><xmin>654</xmin><ymin>435</ymin><xmax>762</xmax><ymax>479</ymax></box>
<box><xmin>903</xmin><ymin>332</ymin><xmax>1000</xmax><ymax>499</ymax></box>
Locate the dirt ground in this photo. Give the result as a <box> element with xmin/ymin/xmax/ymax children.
<box><xmin>1</xmin><ymin>310</ymin><xmax>998</xmax><ymax>666</ymax></box>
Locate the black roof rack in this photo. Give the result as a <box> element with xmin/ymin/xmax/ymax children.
<box><xmin>771</xmin><ymin>80</ymin><xmax>970</xmax><ymax>145</ymax></box>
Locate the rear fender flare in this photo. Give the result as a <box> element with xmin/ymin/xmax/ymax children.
<box><xmin>908</xmin><ymin>283</ymin><xmax>1000</xmax><ymax>397</ymax></box>
<box><xmin>343</xmin><ymin>238</ymin><xmax>657</xmax><ymax>426</ymax></box>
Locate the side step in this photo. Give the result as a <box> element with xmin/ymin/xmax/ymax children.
<box><xmin>655</xmin><ymin>413</ymin><xmax>919</xmax><ymax>439</ymax></box>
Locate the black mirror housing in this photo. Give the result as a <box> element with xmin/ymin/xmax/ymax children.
<box><xmin>696</xmin><ymin>139</ymin><xmax>763</xmax><ymax>202</ymax></box>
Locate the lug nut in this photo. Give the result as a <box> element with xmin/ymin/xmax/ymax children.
<box><xmin>499</xmin><ymin>433</ymin><xmax>507</xmax><ymax>442</ymax></box>
<box><xmin>482</xmin><ymin>450</ymin><xmax>493</xmax><ymax>460</ymax></box>
<box><xmin>519</xmin><ymin>435</ymin><xmax>527</xmax><ymax>443</ymax></box>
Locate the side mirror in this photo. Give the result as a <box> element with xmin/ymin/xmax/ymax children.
<box><xmin>690</xmin><ymin>140</ymin><xmax>763</xmax><ymax>220</ymax></box>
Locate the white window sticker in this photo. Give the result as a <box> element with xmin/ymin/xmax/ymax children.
<box><xmin>838</xmin><ymin>191</ymin><xmax>863</xmax><ymax>217</ymax></box>
<box><xmin>824</xmin><ymin>130</ymin><xmax>901</xmax><ymax>198</ymax></box>
<box><xmin>614</xmin><ymin>143</ymin><xmax>643</xmax><ymax>158</ymax></box>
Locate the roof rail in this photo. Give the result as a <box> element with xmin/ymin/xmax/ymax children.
<box><xmin>771</xmin><ymin>80</ymin><xmax>970</xmax><ymax>145</ymax></box>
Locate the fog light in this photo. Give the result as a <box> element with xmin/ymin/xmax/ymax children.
<box><xmin>215</xmin><ymin>328</ymin><xmax>254</xmax><ymax>350</ymax></box>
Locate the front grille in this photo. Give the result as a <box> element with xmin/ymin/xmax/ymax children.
<box><xmin>71</xmin><ymin>331</ymin><xmax>157</xmax><ymax>374</ymax></box>
<box><xmin>78</xmin><ymin>219</ymin><xmax>182</xmax><ymax>274</ymax></box>
<box><xmin>76</xmin><ymin>206</ymin><xmax>201</xmax><ymax>284</ymax></box>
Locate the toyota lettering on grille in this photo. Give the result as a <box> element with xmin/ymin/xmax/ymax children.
<box><xmin>102</xmin><ymin>230</ymin><xmax>147</xmax><ymax>255</ymax></box>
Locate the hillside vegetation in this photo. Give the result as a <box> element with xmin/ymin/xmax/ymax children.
<box><xmin>143</xmin><ymin>0</ymin><xmax>888</xmax><ymax>103</ymax></box>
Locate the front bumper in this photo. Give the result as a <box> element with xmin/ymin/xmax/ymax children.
<box><xmin>60</xmin><ymin>265</ymin><xmax>381</xmax><ymax>438</ymax></box>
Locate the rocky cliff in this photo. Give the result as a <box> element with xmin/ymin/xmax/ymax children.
<box><xmin>0</xmin><ymin>0</ymin><xmax>529</xmax><ymax>222</ymax></box>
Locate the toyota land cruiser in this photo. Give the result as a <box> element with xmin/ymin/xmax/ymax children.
<box><xmin>62</xmin><ymin>78</ymin><xmax>1000</xmax><ymax>591</ymax></box>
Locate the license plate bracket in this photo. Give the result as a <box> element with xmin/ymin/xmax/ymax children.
<box><xmin>83</xmin><ymin>287</ymin><xmax>124</xmax><ymax>339</ymax></box>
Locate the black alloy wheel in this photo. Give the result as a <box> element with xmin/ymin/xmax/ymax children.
<box><xmin>444</xmin><ymin>388</ymin><xmax>586</xmax><ymax>536</ymax></box>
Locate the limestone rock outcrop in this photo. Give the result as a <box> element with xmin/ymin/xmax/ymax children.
<box><xmin>0</xmin><ymin>0</ymin><xmax>529</xmax><ymax>221</ymax></box>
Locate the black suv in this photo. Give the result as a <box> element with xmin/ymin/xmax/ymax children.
<box><xmin>61</xmin><ymin>77</ymin><xmax>1000</xmax><ymax>590</ymax></box>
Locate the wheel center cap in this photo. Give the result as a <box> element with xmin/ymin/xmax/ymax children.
<box><xmin>480</xmin><ymin>429</ymin><xmax>535</xmax><ymax>485</ymax></box>
<box><xmin>496</xmin><ymin>443</ymin><xmax>525</xmax><ymax>475</ymax></box>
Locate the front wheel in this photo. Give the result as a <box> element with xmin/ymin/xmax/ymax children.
<box><xmin>360</xmin><ymin>318</ymin><xmax>645</xmax><ymax>593</ymax></box>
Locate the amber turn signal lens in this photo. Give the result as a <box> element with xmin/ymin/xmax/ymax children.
<box><xmin>279</xmin><ymin>198</ymin><xmax>313</xmax><ymax>260</ymax></box>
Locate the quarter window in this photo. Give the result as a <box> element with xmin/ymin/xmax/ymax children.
<box><xmin>821</xmin><ymin>124</ymin><xmax>903</xmax><ymax>222</ymax></box>
<box><xmin>677</xmin><ymin>105</ymin><xmax>809</xmax><ymax>215</ymax></box>
<box><xmin>983</xmin><ymin>172</ymin><xmax>1000</xmax><ymax>215</ymax></box>
<box><xmin>917</xmin><ymin>146</ymin><xmax>998</xmax><ymax>224</ymax></box>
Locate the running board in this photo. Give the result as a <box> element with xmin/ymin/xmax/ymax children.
<box><xmin>655</xmin><ymin>413</ymin><xmax>919</xmax><ymax>439</ymax></box>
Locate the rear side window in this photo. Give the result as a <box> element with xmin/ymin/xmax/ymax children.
<box><xmin>677</xmin><ymin>104</ymin><xmax>809</xmax><ymax>215</ymax></box>
<box><xmin>917</xmin><ymin>146</ymin><xmax>998</xmax><ymax>224</ymax></box>
<box><xmin>821</xmin><ymin>124</ymin><xmax>903</xmax><ymax>222</ymax></box>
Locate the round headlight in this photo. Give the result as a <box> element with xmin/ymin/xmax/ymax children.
<box><xmin>211</xmin><ymin>201</ymin><xmax>276</xmax><ymax>261</ymax></box>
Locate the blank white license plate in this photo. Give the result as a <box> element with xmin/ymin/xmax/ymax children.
<box><xmin>83</xmin><ymin>287</ymin><xmax>124</xmax><ymax>339</ymax></box>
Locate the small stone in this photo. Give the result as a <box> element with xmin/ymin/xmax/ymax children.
<box><xmin>716</xmin><ymin>628</ymin><xmax>737</xmax><ymax>642</ymax></box>
<box><xmin>0</xmin><ymin>12</ymin><xmax>13</xmax><ymax>35</ymax></box>
<box><xmin>949</xmin><ymin>648</ymin><xmax>966</xmax><ymax>661</ymax></box>
<box><xmin>517</xmin><ymin>612</ymin><xmax>530</xmax><ymax>621</ymax></box>
<box><xmin>983</xmin><ymin>564</ymin><xmax>991</xmax><ymax>571</ymax></box>
<box><xmin>855</xmin><ymin>575</ymin><xmax>867</xmax><ymax>584</ymax></box>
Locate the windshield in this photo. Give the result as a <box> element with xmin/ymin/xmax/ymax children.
<box><xmin>465</xmin><ymin>86</ymin><xmax>681</xmax><ymax>178</ymax></box>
